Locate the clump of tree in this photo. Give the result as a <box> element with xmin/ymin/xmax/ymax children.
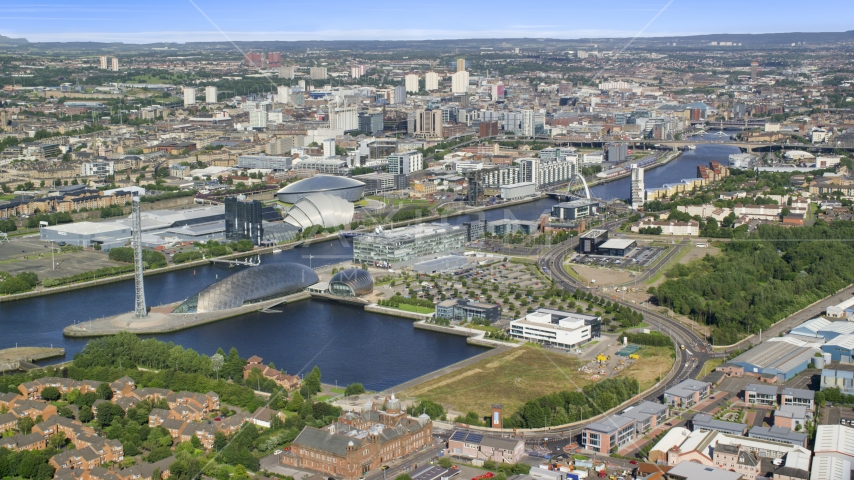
<box><xmin>651</xmin><ymin>222</ymin><xmax>854</xmax><ymax>344</ymax></box>
<box><xmin>25</xmin><ymin>212</ymin><xmax>72</xmax><ymax>229</ymax></box>
<box><xmin>108</xmin><ymin>247</ymin><xmax>167</xmax><ymax>268</ymax></box>
<box><xmin>0</xmin><ymin>272</ymin><xmax>39</xmax><ymax>295</ymax></box>
<box><xmin>171</xmin><ymin>251</ymin><xmax>203</xmax><ymax>264</ymax></box>
<box><xmin>378</xmin><ymin>292</ymin><xmax>435</xmax><ymax>310</ymax></box>
<box><xmin>406</xmin><ymin>399</ymin><xmax>445</xmax><ymax>420</ymax></box>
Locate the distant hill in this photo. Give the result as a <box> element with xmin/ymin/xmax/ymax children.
<box><xmin>0</xmin><ymin>34</ymin><xmax>29</xmax><ymax>45</ymax></box>
<box><xmin>2</xmin><ymin>30</ymin><xmax>854</xmax><ymax>52</ymax></box>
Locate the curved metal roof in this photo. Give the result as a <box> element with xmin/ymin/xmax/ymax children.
<box><xmin>276</xmin><ymin>175</ymin><xmax>365</xmax><ymax>194</ymax></box>
<box><xmin>284</xmin><ymin>193</ymin><xmax>355</xmax><ymax>230</ymax></box>
<box><xmin>329</xmin><ymin>268</ymin><xmax>374</xmax><ymax>296</ymax></box>
<box><xmin>173</xmin><ymin>263</ymin><xmax>318</xmax><ymax>313</ymax></box>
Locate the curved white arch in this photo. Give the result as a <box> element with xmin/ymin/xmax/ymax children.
<box><xmin>566</xmin><ymin>172</ymin><xmax>591</xmax><ymax>200</ymax></box>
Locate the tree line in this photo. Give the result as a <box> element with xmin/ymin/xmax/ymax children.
<box><xmin>502</xmin><ymin>377</ymin><xmax>640</xmax><ymax>428</ymax></box>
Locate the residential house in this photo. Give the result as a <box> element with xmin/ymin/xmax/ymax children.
<box><xmin>447</xmin><ymin>430</ymin><xmax>525</xmax><ymax>463</ymax></box>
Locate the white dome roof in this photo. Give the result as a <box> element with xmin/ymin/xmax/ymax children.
<box><xmin>284</xmin><ymin>193</ymin><xmax>355</xmax><ymax>230</ymax></box>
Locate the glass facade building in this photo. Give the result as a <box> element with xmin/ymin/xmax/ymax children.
<box><xmin>173</xmin><ymin>263</ymin><xmax>318</xmax><ymax>313</ymax></box>
<box><xmin>225</xmin><ymin>196</ymin><xmax>263</xmax><ymax>245</ymax></box>
<box><xmin>353</xmin><ymin>223</ymin><xmax>465</xmax><ymax>268</ymax></box>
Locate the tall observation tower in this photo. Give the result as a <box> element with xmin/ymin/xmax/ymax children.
<box><xmin>132</xmin><ymin>196</ymin><xmax>147</xmax><ymax>317</ymax></box>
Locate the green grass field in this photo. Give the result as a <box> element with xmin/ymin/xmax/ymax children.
<box><xmin>398</xmin><ymin>303</ymin><xmax>435</xmax><ymax>314</ymax></box>
<box><xmin>403</xmin><ymin>345</ymin><xmax>591</xmax><ymax>416</ymax></box>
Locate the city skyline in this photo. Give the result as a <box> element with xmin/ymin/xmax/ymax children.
<box><xmin>0</xmin><ymin>0</ymin><xmax>852</xmax><ymax>43</ymax></box>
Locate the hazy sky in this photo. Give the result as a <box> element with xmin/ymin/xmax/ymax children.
<box><xmin>1</xmin><ymin>0</ymin><xmax>852</xmax><ymax>43</ymax></box>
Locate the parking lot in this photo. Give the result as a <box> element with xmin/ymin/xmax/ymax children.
<box><xmin>570</xmin><ymin>245</ymin><xmax>664</xmax><ymax>269</ymax></box>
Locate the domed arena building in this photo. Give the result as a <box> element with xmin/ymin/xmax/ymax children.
<box><xmin>276</xmin><ymin>175</ymin><xmax>365</xmax><ymax>203</ymax></box>
<box><xmin>328</xmin><ymin>268</ymin><xmax>374</xmax><ymax>297</ymax></box>
<box><xmin>173</xmin><ymin>263</ymin><xmax>318</xmax><ymax>313</ymax></box>
<box><xmin>284</xmin><ymin>193</ymin><xmax>354</xmax><ymax>230</ymax></box>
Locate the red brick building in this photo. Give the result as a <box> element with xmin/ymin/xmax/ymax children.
<box><xmin>280</xmin><ymin>396</ymin><xmax>432</xmax><ymax>479</ymax></box>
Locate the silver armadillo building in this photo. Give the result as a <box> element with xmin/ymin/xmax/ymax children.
<box><xmin>173</xmin><ymin>263</ymin><xmax>318</xmax><ymax>313</ymax></box>
<box><xmin>328</xmin><ymin>268</ymin><xmax>374</xmax><ymax>297</ymax></box>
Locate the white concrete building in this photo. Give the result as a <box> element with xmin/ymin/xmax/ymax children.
<box><xmin>277</xmin><ymin>85</ymin><xmax>291</xmax><ymax>104</ymax></box>
<box><xmin>510</xmin><ymin>309</ymin><xmax>601</xmax><ymax>349</ymax></box>
<box><xmin>110</xmin><ymin>57</ymin><xmax>119</xmax><ymax>71</ymax></box>
<box><xmin>451</xmin><ymin>71</ymin><xmax>470</xmax><ymax>94</ymax></box>
<box><xmin>388</xmin><ymin>151</ymin><xmax>423</xmax><ymax>175</ymax></box>
<box><xmin>521</xmin><ymin>109</ymin><xmax>534</xmax><ymax>136</ymax></box>
<box><xmin>249</xmin><ymin>109</ymin><xmax>267</xmax><ymax>129</ymax></box>
<box><xmin>500</xmin><ymin>182</ymin><xmax>536</xmax><ymax>200</ymax></box>
<box><xmin>329</xmin><ymin>105</ymin><xmax>358</xmax><ymax>132</ymax></box>
<box><xmin>583</xmin><ymin>152</ymin><xmax>605</xmax><ymax>164</ymax></box>
<box><xmin>630</xmin><ymin>164</ymin><xmax>645</xmax><ymax>210</ymax></box>
<box><xmin>205</xmin><ymin>86</ymin><xmax>218</xmax><ymax>104</ymax></box>
<box><xmin>405</xmin><ymin>74</ymin><xmax>419</xmax><ymax>93</ymax></box>
<box><xmin>309</xmin><ymin>67</ymin><xmax>328</xmax><ymax>80</ymax></box>
<box><xmin>425</xmin><ymin>72</ymin><xmax>440</xmax><ymax>91</ymax></box>
<box><xmin>631</xmin><ymin>218</ymin><xmax>700</xmax><ymax>236</ymax></box>
<box><xmin>99</xmin><ymin>55</ymin><xmax>108</xmax><ymax>70</ymax></box>
<box><xmin>81</xmin><ymin>161</ymin><xmax>114</xmax><ymax>177</ymax></box>
<box><xmin>183</xmin><ymin>87</ymin><xmax>196</xmax><ymax>107</ymax></box>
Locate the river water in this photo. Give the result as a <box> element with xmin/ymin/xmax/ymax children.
<box><xmin>0</xmin><ymin>135</ymin><xmax>739</xmax><ymax>390</ymax></box>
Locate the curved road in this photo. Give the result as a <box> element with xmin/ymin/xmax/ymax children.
<box><xmin>538</xmin><ymin>225</ymin><xmax>711</xmax><ymax>405</ymax></box>
<box><xmin>437</xmin><ymin>225</ymin><xmax>716</xmax><ymax>444</ymax></box>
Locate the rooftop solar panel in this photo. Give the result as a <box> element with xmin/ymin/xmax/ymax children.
<box><xmin>450</xmin><ymin>431</ymin><xmax>466</xmax><ymax>441</ymax></box>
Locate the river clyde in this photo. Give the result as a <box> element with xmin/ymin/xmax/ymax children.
<box><xmin>0</xmin><ymin>137</ymin><xmax>739</xmax><ymax>390</ymax></box>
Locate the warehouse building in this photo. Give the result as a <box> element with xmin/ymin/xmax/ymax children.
<box><xmin>827</xmin><ymin>297</ymin><xmax>854</xmax><ymax>320</ymax></box>
<box><xmin>822</xmin><ymin>335</ymin><xmax>854</xmax><ymax>362</ymax></box>
<box><xmin>722</xmin><ymin>337</ymin><xmax>820</xmax><ymax>382</ymax></box>
<box><xmin>789</xmin><ymin>317</ymin><xmax>854</xmax><ymax>342</ymax></box>
<box><xmin>579</xmin><ymin>229</ymin><xmax>608</xmax><ymax>254</ymax></box>
<box><xmin>821</xmin><ymin>369</ymin><xmax>854</xmax><ymax>395</ymax></box>
<box><xmin>597</xmin><ymin>238</ymin><xmax>637</xmax><ymax>256</ymax></box>
<box><xmin>813</xmin><ymin>425</ymin><xmax>854</xmax><ymax>480</ymax></box>
<box><xmin>40</xmin><ymin>222</ymin><xmax>131</xmax><ymax>248</ymax></box>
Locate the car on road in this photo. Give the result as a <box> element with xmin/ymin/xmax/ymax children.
<box><xmin>274</xmin><ymin>450</ymin><xmax>282</xmax><ymax>455</ymax></box>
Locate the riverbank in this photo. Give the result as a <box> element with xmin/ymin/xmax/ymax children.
<box><xmin>0</xmin><ymin>346</ymin><xmax>66</xmax><ymax>372</ymax></box>
<box><xmin>0</xmin><ymin>193</ymin><xmax>551</xmax><ymax>303</ymax></box>
<box><xmin>62</xmin><ymin>291</ymin><xmax>311</xmax><ymax>338</ymax></box>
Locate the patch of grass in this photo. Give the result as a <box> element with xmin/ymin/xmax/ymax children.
<box><xmin>509</xmin><ymin>257</ymin><xmax>536</xmax><ymax>265</ymax></box>
<box><xmin>329</xmin><ymin>387</ymin><xmax>345</xmax><ymax>394</ymax></box>
<box><xmin>696</xmin><ymin>358</ymin><xmax>724</xmax><ymax>379</ymax></box>
<box><xmin>398</xmin><ymin>303</ymin><xmax>435</xmax><ymax>314</ymax></box>
<box><xmin>402</xmin><ymin>345</ymin><xmax>591</xmax><ymax>417</ymax></box>
<box><xmin>620</xmin><ymin>346</ymin><xmax>675</xmax><ymax>391</ymax></box>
